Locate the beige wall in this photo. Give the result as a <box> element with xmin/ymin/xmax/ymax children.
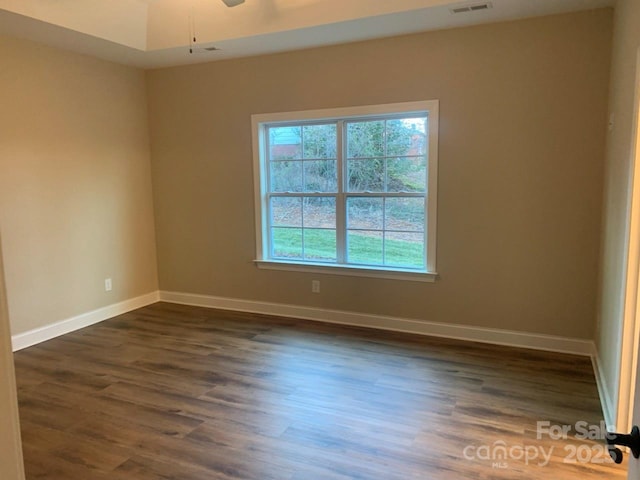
<box><xmin>596</xmin><ymin>0</ymin><xmax>640</xmax><ymax>427</ymax></box>
<box><xmin>0</xmin><ymin>34</ymin><xmax>159</xmax><ymax>336</ymax></box>
<box><xmin>147</xmin><ymin>10</ymin><xmax>612</xmax><ymax>339</ymax></box>
<box><xmin>0</xmin><ymin>236</ymin><xmax>24</xmax><ymax>479</ymax></box>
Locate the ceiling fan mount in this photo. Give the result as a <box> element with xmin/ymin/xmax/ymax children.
<box><xmin>222</xmin><ymin>0</ymin><xmax>246</xmax><ymax>7</ymax></box>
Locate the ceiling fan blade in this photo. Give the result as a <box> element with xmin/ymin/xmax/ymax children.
<box><xmin>222</xmin><ymin>0</ymin><xmax>245</xmax><ymax>6</ymax></box>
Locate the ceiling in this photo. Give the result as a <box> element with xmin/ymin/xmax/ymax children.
<box><xmin>0</xmin><ymin>0</ymin><xmax>615</xmax><ymax>69</ymax></box>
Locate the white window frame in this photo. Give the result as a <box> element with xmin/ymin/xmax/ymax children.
<box><xmin>252</xmin><ymin>100</ymin><xmax>439</xmax><ymax>282</ymax></box>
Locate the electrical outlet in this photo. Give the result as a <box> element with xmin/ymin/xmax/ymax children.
<box><xmin>105</xmin><ymin>278</ymin><xmax>112</xmax><ymax>292</ymax></box>
<box><xmin>311</xmin><ymin>280</ymin><xmax>320</xmax><ymax>294</ymax></box>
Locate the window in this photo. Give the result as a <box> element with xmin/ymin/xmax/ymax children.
<box><xmin>252</xmin><ymin>101</ymin><xmax>439</xmax><ymax>282</ymax></box>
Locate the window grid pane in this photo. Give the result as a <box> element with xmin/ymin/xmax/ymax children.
<box><xmin>346</xmin><ymin>196</ymin><xmax>425</xmax><ymax>269</ymax></box>
<box><xmin>272</xmin><ymin>227</ymin><xmax>302</xmax><ymax>259</ymax></box>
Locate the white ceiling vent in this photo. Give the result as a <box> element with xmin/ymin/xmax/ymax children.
<box><xmin>450</xmin><ymin>2</ymin><xmax>493</xmax><ymax>14</ymax></box>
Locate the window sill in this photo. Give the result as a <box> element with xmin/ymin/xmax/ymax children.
<box><xmin>254</xmin><ymin>260</ymin><xmax>438</xmax><ymax>283</ymax></box>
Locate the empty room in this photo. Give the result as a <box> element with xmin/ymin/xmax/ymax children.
<box><xmin>1</xmin><ymin>0</ymin><xmax>640</xmax><ymax>478</ymax></box>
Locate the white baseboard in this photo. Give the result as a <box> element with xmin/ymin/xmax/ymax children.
<box><xmin>591</xmin><ymin>348</ymin><xmax>616</xmax><ymax>429</ymax></box>
<box><xmin>159</xmin><ymin>290</ymin><xmax>595</xmax><ymax>356</ymax></box>
<box><xmin>11</xmin><ymin>291</ymin><xmax>160</xmax><ymax>352</ymax></box>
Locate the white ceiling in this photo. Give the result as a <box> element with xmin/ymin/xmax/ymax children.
<box><xmin>0</xmin><ymin>0</ymin><xmax>615</xmax><ymax>69</ymax></box>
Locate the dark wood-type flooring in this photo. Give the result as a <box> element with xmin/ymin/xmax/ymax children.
<box><xmin>14</xmin><ymin>302</ymin><xmax>627</xmax><ymax>479</ymax></box>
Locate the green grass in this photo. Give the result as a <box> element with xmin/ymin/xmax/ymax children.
<box><xmin>272</xmin><ymin>228</ymin><xmax>424</xmax><ymax>268</ymax></box>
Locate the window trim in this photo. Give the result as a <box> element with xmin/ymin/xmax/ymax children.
<box><xmin>252</xmin><ymin>100</ymin><xmax>439</xmax><ymax>281</ymax></box>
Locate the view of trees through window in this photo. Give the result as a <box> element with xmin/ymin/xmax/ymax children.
<box><xmin>267</xmin><ymin>115</ymin><xmax>428</xmax><ymax>269</ymax></box>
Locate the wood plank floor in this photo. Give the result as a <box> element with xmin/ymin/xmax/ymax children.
<box><xmin>14</xmin><ymin>302</ymin><xmax>626</xmax><ymax>479</ymax></box>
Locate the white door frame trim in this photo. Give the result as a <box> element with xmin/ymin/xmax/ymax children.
<box><xmin>617</xmin><ymin>46</ymin><xmax>640</xmax><ymax>433</ymax></box>
<box><xmin>0</xmin><ymin>233</ymin><xmax>25</xmax><ymax>480</ymax></box>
